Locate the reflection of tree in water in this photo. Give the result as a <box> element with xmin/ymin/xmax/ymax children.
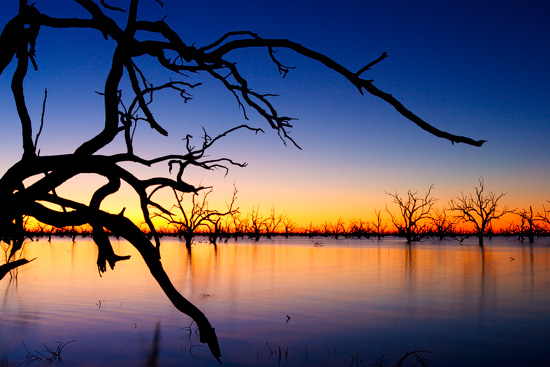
<box><xmin>403</xmin><ymin>243</ymin><xmax>418</xmax><ymax>319</ymax></box>
<box><xmin>398</xmin><ymin>241</ymin><xmax>540</xmax><ymax>323</ymax></box>
<box><xmin>0</xmin><ymin>271</ymin><xmax>41</xmax><ymax>363</ymax></box>
<box><xmin>476</xmin><ymin>245</ymin><xmax>536</xmax><ymax>320</ymax></box>
<box><xmin>1</xmin><ymin>0</ymin><xmax>485</xmax><ymax>361</ymax></box>
<box><xmin>145</xmin><ymin>321</ymin><xmax>161</xmax><ymax>367</ymax></box>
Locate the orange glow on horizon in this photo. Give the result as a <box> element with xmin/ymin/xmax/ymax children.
<box><xmin>22</xmin><ymin>209</ymin><xmax>532</xmax><ymax>236</ymax></box>
<box><xmin>18</xmin><ymin>170</ymin><xmax>548</xmax><ymax>235</ymax></box>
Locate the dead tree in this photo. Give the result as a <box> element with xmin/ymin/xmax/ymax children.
<box><xmin>0</xmin><ymin>0</ymin><xmax>485</xmax><ymax>360</ymax></box>
<box><xmin>248</xmin><ymin>206</ymin><xmax>265</xmax><ymax>240</ymax></box>
<box><xmin>350</xmin><ymin>218</ymin><xmax>371</xmax><ymax>238</ymax></box>
<box><xmin>386</xmin><ymin>185</ymin><xmax>437</xmax><ymax>243</ymax></box>
<box><xmin>516</xmin><ymin>206</ymin><xmax>537</xmax><ymax>243</ymax></box>
<box><xmin>429</xmin><ymin>206</ymin><xmax>457</xmax><ymax>240</ymax></box>
<box><xmin>535</xmin><ymin>202</ymin><xmax>550</xmax><ymax>236</ymax></box>
<box><xmin>306</xmin><ymin>222</ymin><xmax>319</xmax><ymax>238</ymax></box>
<box><xmin>331</xmin><ymin>217</ymin><xmax>346</xmax><ymax>239</ymax></box>
<box><xmin>155</xmin><ymin>186</ymin><xmax>238</xmax><ymax>251</ymax></box>
<box><xmin>228</xmin><ymin>212</ymin><xmax>247</xmax><ymax>240</ymax></box>
<box><xmin>281</xmin><ymin>215</ymin><xmax>296</xmax><ymax>238</ymax></box>
<box><xmin>371</xmin><ymin>209</ymin><xmax>387</xmax><ymax>240</ymax></box>
<box><xmin>264</xmin><ymin>207</ymin><xmax>284</xmax><ymax>239</ymax></box>
<box><xmin>450</xmin><ymin>178</ymin><xmax>511</xmax><ymax>246</ymax></box>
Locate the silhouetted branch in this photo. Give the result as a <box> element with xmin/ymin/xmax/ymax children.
<box><xmin>0</xmin><ymin>257</ymin><xmax>35</xmax><ymax>281</ymax></box>
<box><xmin>33</xmin><ymin>88</ymin><xmax>47</xmax><ymax>155</ymax></box>
<box><xmin>125</xmin><ymin>60</ymin><xmax>168</xmax><ymax>136</ymax></box>
<box><xmin>206</xmin><ymin>38</ymin><xmax>486</xmax><ymax>146</ymax></box>
<box><xmin>356</xmin><ymin>51</ymin><xmax>388</xmax><ymax>76</ymax></box>
<box><xmin>100</xmin><ymin>0</ymin><xmax>125</xmax><ymax>13</ymax></box>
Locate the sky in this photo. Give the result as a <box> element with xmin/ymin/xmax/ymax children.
<box><xmin>0</xmin><ymin>0</ymin><xmax>549</xmax><ymax>229</ymax></box>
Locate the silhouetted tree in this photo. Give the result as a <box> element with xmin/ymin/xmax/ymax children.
<box><xmin>306</xmin><ymin>222</ymin><xmax>319</xmax><ymax>238</ymax></box>
<box><xmin>536</xmin><ymin>201</ymin><xmax>550</xmax><ymax>235</ymax></box>
<box><xmin>207</xmin><ymin>215</ymin><xmax>222</xmax><ymax>247</ymax></box>
<box><xmin>0</xmin><ymin>0</ymin><xmax>485</xmax><ymax>360</ymax></box>
<box><xmin>156</xmin><ymin>186</ymin><xmax>238</xmax><ymax>251</ymax></box>
<box><xmin>349</xmin><ymin>218</ymin><xmax>371</xmax><ymax>238</ymax></box>
<box><xmin>248</xmin><ymin>206</ymin><xmax>265</xmax><ymax>240</ymax></box>
<box><xmin>516</xmin><ymin>206</ymin><xmax>537</xmax><ymax>243</ymax></box>
<box><xmin>386</xmin><ymin>185</ymin><xmax>437</xmax><ymax>243</ymax></box>
<box><xmin>450</xmin><ymin>178</ymin><xmax>511</xmax><ymax>246</ymax></box>
<box><xmin>429</xmin><ymin>206</ymin><xmax>456</xmax><ymax>240</ymax></box>
<box><xmin>264</xmin><ymin>207</ymin><xmax>284</xmax><ymax>239</ymax></box>
<box><xmin>228</xmin><ymin>212</ymin><xmax>247</xmax><ymax>240</ymax></box>
<box><xmin>371</xmin><ymin>209</ymin><xmax>387</xmax><ymax>240</ymax></box>
<box><xmin>330</xmin><ymin>217</ymin><xmax>346</xmax><ymax>239</ymax></box>
<box><xmin>281</xmin><ymin>215</ymin><xmax>296</xmax><ymax>238</ymax></box>
<box><xmin>320</xmin><ymin>222</ymin><xmax>332</xmax><ymax>237</ymax></box>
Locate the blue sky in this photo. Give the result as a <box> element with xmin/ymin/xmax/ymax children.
<box><xmin>1</xmin><ymin>0</ymin><xmax>549</xmax><ymax>226</ymax></box>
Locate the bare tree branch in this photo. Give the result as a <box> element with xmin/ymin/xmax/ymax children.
<box><xmin>100</xmin><ymin>0</ymin><xmax>125</xmax><ymax>13</ymax></box>
<box><xmin>34</xmin><ymin>88</ymin><xmax>47</xmax><ymax>155</ymax></box>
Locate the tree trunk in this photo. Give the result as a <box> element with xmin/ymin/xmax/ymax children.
<box><xmin>184</xmin><ymin>233</ymin><xmax>193</xmax><ymax>251</ymax></box>
<box><xmin>406</xmin><ymin>228</ymin><xmax>412</xmax><ymax>243</ymax></box>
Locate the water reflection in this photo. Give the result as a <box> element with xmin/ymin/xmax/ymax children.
<box><xmin>1</xmin><ymin>237</ymin><xmax>550</xmax><ymax>366</ymax></box>
<box><xmin>146</xmin><ymin>320</ymin><xmax>161</xmax><ymax>367</ymax></box>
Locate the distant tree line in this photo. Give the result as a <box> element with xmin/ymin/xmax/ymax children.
<box><xmin>19</xmin><ymin>178</ymin><xmax>550</xmax><ymax>247</ymax></box>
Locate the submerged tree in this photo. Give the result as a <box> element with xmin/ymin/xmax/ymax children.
<box><xmin>349</xmin><ymin>218</ymin><xmax>371</xmax><ymax>238</ymax></box>
<box><xmin>263</xmin><ymin>207</ymin><xmax>284</xmax><ymax>239</ymax></box>
<box><xmin>248</xmin><ymin>206</ymin><xmax>265</xmax><ymax>241</ymax></box>
<box><xmin>281</xmin><ymin>215</ymin><xmax>296</xmax><ymax>238</ymax></box>
<box><xmin>450</xmin><ymin>178</ymin><xmax>511</xmax><ymax>246</ymax></box>
<box><xmin>535</xmin><ymin>201</ymin><xmax>550</xmax><ymax>235</ymax></box>
<box><xmin>516</xmin><ymin>206</ymin><xmax>537</xmax><ymax>243</ymax></box>
<box><xmin>371</xmin><ymin>209</ymin><xmax>387</xmax><ymax>240</ymax></box>
<box><xmin>386</xmin><ymin>185</ymin><xmax>437</xmax><ymax>243</ymax></box>
<box><xmin>155</xmin><ymin>186</ymin><xmax>238</xmax><ymax>251</ymax></box>
<box><xmin>429</xmin><ymin>206</ymin><xmax>456</xmax><ymax>240</ymax></box>
<box><xmin>0</xmin><ymin>0</ymin><xmax>485</xmax><ymax>361</ymax></box>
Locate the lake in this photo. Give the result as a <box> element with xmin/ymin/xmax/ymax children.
<box><xmin>1</xmin><ymin>236</ymin><xmax>550</xmax><ymax>366</ymax></box>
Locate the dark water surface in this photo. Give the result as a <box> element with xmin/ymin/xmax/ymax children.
<box><xmin>1</xmin><ymin>237</ymin><xmax>549</xmax><ymax>366</ymax></box>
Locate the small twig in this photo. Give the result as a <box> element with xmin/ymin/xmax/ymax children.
<box><xmin>356</xmin><ymin>52</ymin><xmax>388</xmax><ymax>76</ymax></box>
<box><xmin>100</xmin><ymin>0</ymin><xmax>125</xmax><ymax>12</ymax></box>
<box><xmin>34</xmin><ymin>88</ymin><xmax>47</xmax><ymax>155</ymax></box>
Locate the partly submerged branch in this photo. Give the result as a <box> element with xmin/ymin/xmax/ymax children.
<box><xmin>25</xmin><ymin>198</ymin><xmax>221</xmax><ymax>361</ymax></box>
<box><xmin>0</xmin><ymin>257</ymin><xmax>35</xmax><ymax>281</ymax></box>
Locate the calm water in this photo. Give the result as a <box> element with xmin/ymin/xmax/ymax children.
<box><xmin>1</xmin><ymin>237</ymin><xmax>550</xmax><ymax>366</ymax></box>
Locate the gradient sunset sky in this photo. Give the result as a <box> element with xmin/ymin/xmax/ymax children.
<box><xmin>0</xmin><ymin>0</ymin><xmax>549</xmax><ymax>227</ymax></box>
